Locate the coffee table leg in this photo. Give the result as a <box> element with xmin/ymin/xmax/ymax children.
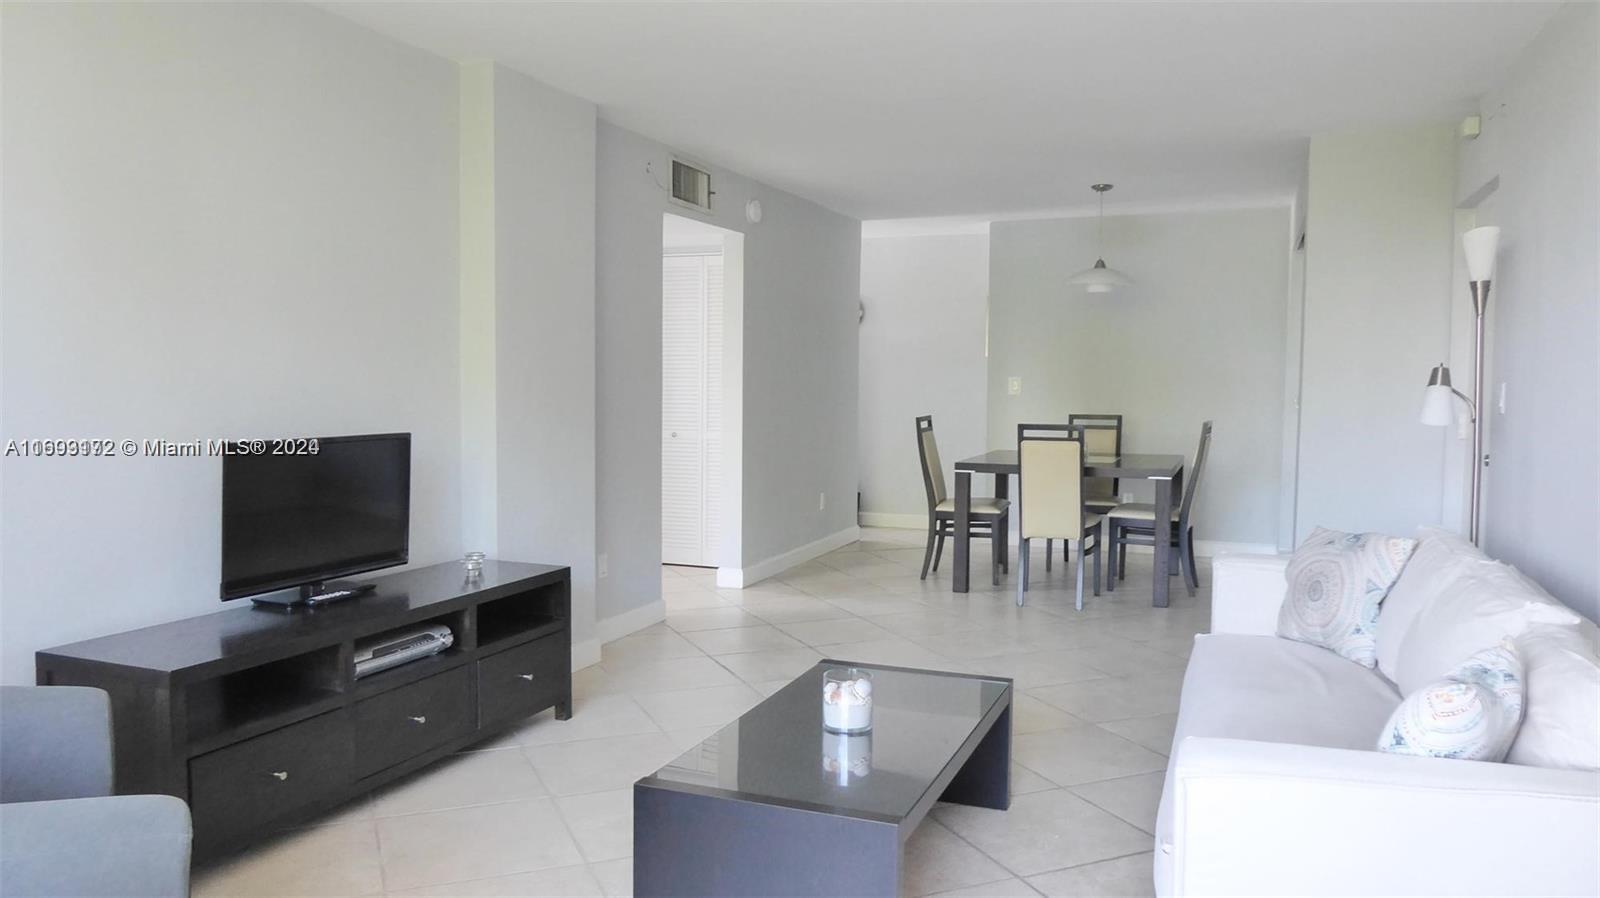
<box><xmin>939</xmin><ymin>701</ymin><xmax>1011</xmax><ymax>810</ymax></box>
<box><xmin>635</xmin><ymin>782</ymin><xmax>900</xmax><ymax>897</ymax></box>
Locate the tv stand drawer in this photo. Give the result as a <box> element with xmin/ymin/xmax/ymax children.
<box><xmin>353</xmin><ymin>666</ymin><xmax>472</xmax><ymax>777</ymax></box>
<box><xmin>189</xmin><ymin>708</ymin><xmax>353</xmax><ymax>848</ymax></box>
<box><xmin>478</xmin><ymin>635</ymin><xmax>564</xmax><ymax>728</ymax></box>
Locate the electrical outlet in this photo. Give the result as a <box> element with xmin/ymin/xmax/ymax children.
<box><xmin>1008</xmin><ymin>377</ymin><xmax>1022</xmax><ymax>396</ymax></box>
<box><xmin>598</xmin><ymin>553</ymin><xmax>608</xmax><ymax>578</ymax></box>
<box><xmin>819</xmin><ymin>492</ymin><xmax>826</xmax><ymax>511</ymax></box>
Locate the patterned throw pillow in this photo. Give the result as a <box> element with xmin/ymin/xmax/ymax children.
<box><xmin>1276</xmin><ymin>527</ymin><xmax>1417</xmax><ymax>667</ymax></box>
<box><xmin>1379</xmin><ymin>642</ymin><xmax>1526</xmax><ymax>762</ymax></box>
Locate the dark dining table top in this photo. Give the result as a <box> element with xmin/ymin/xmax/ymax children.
<box><xmin>955</xmin><ymin>450</ymin><xmax>1184</xmax><ymax>478</ymax></box>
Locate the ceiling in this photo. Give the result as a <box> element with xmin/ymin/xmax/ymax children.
<box><xmin>322</xmin><ymin>1</ymin><xmax>1559</xmax><ymax>222</ymax></box>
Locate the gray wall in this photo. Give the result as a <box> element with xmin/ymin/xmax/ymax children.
<box><xmin>0</xmin><ymin>3</ymin><xmax>461</xmax><ymax>683</ymax></box>
<box><xmin>595</xmin><ymin>122</ymin><xmax>861</xmax><ymax>619</ymax></box>
<box><xmin>483</xmin><ymin>65</ymin><xmax>599</xmax><ymax>651</ymax></box>
<box><xmin>987</xmin><ymin>208</ymin><xmax>1290</xmax><ymax>548</ymax></box>
<box><xmin>1458</xmin><ymin>3</ymin><xmax>1598</xmax><ymax>621</ymax></box>
<box><xmin>1297</xmin><ymin>125</ymin><xmax>1458</xmax><ymax>541</ymax></box>
<box><xmin>858</xmin><ymin>234</ymin><xmax>990</xmax><ymax>521</ymax></box>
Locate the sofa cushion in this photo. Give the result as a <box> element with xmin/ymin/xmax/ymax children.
<box><xmin>1507</xmin><ymin>620</ymin><xmax>1600</xmax><ymax>771</ymax></box>
<box><xmin>1277</xmin><ymin>527</ymin><xmax>1416</xmax><ymax>668</ymax></box>
<box><xmin>1394</xmin><ymin>562</ymin><xmax>1580</xmax><ymax>695</ymax></box>
<box><xmin>1170</xmin><ymin>634</ymin><xmax>1403</xmax><ymax>751</ymax></box>
<box><xmin>1155</xmin><ymin>634</ymin><xmax>1402</xmax><ymax>887</ymax></box>
<box><xmin>1375</xmin><ymin>527</ymin><xmax>1494</xmax><ymax>679</ymax></box>
<box><xmin>1379</xmin><ymin>642</ymin><xmax>1526</xmax><ymax>762</ymax></box>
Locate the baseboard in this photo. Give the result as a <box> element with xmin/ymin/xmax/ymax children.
<box><xmin>718</xmin><ymin>525</ymin><xmax>862</xmax><ymax>588</ymax></box>
<box><xmin>598</xmin><ymin>599</ymin><xmax>666</xmax><ymax>642</ymax></box>
<box><xmin>856</xmin><ymin>515</ymin><xmax>1273</xmax><ymax>559</ymax></box>
<box><xmin>857</xmin><ymin>512</ymin><xmax>924</xmax><ymax>530</ymax></box>
<box><xmin>1119</xmin><ymin>539</ymin><xmax>1278</xmax><ymax>558</ymax></box>
<box><xmin>572</xmin><ymin>599</ymin><xmax>668</xmax><ymax>671</ymax></box>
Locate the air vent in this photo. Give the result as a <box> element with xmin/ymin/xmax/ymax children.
<box><xmin>671</xmin><ymin>159</ymin><xmax>712</xmax><ymax>211</ymax></box>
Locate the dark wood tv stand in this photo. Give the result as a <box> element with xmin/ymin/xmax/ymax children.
<box><xmin>35</xmin><ymin>559</ymin><xmax>571</xmax><ymax>857</ymax></box>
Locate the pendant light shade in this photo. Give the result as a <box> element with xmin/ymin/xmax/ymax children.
<box><xmin>1069</xmin><ymin>183</ymin><xmax>1132</xmax><ymax>293</ymax></box>
<box><xmin>1069</xmin><ymin>258</ymin><xmax>1135</xmax><ymax>293</ymax></box>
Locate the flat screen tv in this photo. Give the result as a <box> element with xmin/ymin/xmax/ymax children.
<box><xmin>221</xmin><ymin>433</ymin><xmax>410</xmax><ymax>603</ymax></box>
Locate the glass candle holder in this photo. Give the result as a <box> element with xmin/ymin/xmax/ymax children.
<box><xmin>463</xmin><ymin>551</ymin><xmax>486</xmax><ymax>576</ymax></box>
<box><xmin>822</xmin><ymin>667</ymin><xmax>872</xmax><ymax>733</ymax></box>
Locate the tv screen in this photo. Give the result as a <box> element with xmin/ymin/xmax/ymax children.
<box><xmin>221</xmin><ymin>433</ymin><xmax>411</xmax><ymax>600</ymax></box>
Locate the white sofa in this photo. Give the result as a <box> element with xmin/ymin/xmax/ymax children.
<box><xmin>1154</xmin><ymin>548</ymin><xmax>1600</xmax><ymax>898</ymax></box>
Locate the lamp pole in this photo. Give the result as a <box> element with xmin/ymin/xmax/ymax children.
<box><xmin>1467</xmin><ymin>277</ymin><xmax>1489</xmax><ymax>546</ymax></box>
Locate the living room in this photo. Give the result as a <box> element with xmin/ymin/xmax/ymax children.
<box><xmin>1</xmin><ymin>2</ymin><xmax>1596</xmax><ymax>898</ymax></box>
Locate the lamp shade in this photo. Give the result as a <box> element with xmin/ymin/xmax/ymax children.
<box><xmin>1419</xmin><ymin>363</ymin><xmax>1460</xmax><ymax>426</ymax></box>
<box><xmin>1463</xmin><ymin>226</ymin><xmax>1500</xmax><ymax>282</ymax></box>
<box><xmin>1068</xmin><ymin>258</ymin><xmax>1134</xmax><ymax>293</ymax></box>
<box><xmin>1420</xmin><ymin>385</ymin><xmax>1457</xmax><ymax>426</ymax></box>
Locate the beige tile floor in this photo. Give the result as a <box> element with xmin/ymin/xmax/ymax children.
<box><xmin>191</xmin><ymin>528</ymin><xmax>1209</xmax><ymax>898</ymax></box>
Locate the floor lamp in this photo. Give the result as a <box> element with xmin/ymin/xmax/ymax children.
<box><xmin>1420</xmin><ymin>225</ymin><xmax>1499</xmax><ymax>546</ymax></box>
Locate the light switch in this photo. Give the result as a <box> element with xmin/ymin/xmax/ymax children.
<box><xmin>1007</xmin><ymin>377</ymin><xmax>1022</xmax><ymax>396</ymax></box>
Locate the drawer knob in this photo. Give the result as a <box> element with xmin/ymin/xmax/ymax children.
<box><xmin>270</xmin><ymin>771</ymin><xmax>289</xmax><ymax>781</ymax></box>
<box><xmin>408</xmin><ymin>715</ymin><xmax>427</xmax><ymax>724</ymax></box>
<box><xmin>518</xmin><ymin>673</ymin><xmax>535</xmax><ymax>681</ymax></box>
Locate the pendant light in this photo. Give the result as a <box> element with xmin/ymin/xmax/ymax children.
<box><xmin>1068</xmin><ymin>183</ymin><xmax>1133</xmax><ymax>293</ymax></box>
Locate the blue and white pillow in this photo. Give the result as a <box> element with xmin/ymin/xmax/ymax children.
<box><xmin>1276</xmin><ymin>527</ymin><xmax>1416</xmax><ymax>667</ymax></box>
<box><xmin>1379</xmin><ymin>642</ymin><xmax>1526</xmax><ymax>762</ymax></box>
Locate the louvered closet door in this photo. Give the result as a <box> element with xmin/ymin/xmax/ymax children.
<box><xmin>701</xmin><ymin>255</ymin><xmax>724</xmax><ymax>565</ymax></box>
<box><xmin>661</xmin><ymin>252</ymin><xmax>723</xmax><ymax>567</ymax></box>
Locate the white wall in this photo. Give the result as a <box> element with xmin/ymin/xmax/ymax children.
<box><xmin>596</xmin><ymin>121</ymin><xmax>860</xmax><ymax>617</ymax></box>
<box><xmin>1457</xmin><ymin>2</ymin><xmax>1598</xmax><ymax>621</ymax></box>
<box><xmin>468</xmin><ymin>64</ymin><xmax>600</xmax><ymax>657</ymax></box>
<box><xmin>857</xmin><ymin>233</ymin><xmax>989</xmax><ymax>524</ymax></box>
<box><xmin>987</xmin><ymin>208</ymin><xmax>1290</xmax><ymax>549</ymax></box>
<box><xmin>0</xmin><ymin>3</ymin><xmax>461</xmax><ymax>683</ymax></box>
<box><xmin>1297</xmin><ymin>125</ymin><xmax>1458</xmax><ymax>541</ymax></box>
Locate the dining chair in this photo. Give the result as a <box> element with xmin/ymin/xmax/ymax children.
<box><xmin>1105</xmin><ymin>420</ymin><xmax>1212</xmax><ymax>597</ymax></box>
<box><xmin>915</xmin><ymin>415</ymin><xmax>1010</xmax><ymax>585</ymax></box>
<box><xmin>1067</xmin><ymin>413</ymin><xmax>1123</xmax><ymax>514</ymax></box>
<box><xmin>1016</xmin><ymin>424</ymin><xmax>1102</xmax><ymax>610</ymax></box>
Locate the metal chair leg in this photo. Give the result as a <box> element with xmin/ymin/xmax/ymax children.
<box><xmin>1092</xmin><ymin>522</ymin><xmax>1102</xmax><ymax>596</ymax></box>
<box><xmin>1105</xmin><ymin>522</ymin><xmax>1117</xmax><ymax>592</ymax></box>
<box><xmin>1017</xmin><ymin>538</ymin><xmax>1030</xmax><ymax>605</ymax></box>
<box><xmin>999</xmin><ymin>513</ymin><xmax>1010</xmax><ymax>574</ymax></box>
<box><xmin>991</xmin><ymin>520</ymin><xmax>1002</xmax><ymax>587</ymax></box>
<box><xmin>1184</xmin><ymin>527</ymin><xmax>1199</xmax><ymax>596</ymax></box>
<box><xmin>1074</xmin><ymin>539</ymin><xmax>1086</xmax><ymax>611</ymax></box>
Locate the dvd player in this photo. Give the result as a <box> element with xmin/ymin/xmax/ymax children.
<box><xmin>354</xmin><ymin>624</ymin><xmax>454</xmax><ymax>679</ymax></box>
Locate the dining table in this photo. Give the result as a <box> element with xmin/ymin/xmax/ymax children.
<box><xmin>951</xmin><ymin>450</ymin><xmax>1187</xmax><ymax>607</ymax></box>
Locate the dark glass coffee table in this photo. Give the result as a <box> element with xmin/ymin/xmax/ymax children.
<box><xmin>633</xmin><ymin>661</ymin><xmax>1013</xmax><ymax>897</ymax></box>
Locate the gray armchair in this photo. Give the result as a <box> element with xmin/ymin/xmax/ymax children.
<box><xmin>1</xmin><ymin>686</ymin><xmax>192</xmax><ymax>897</ymax></box>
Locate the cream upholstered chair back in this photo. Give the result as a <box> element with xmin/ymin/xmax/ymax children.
<box><xmin>1068</xmin><ymin>413</ymin><xmax>1122</xmax><ymax>501</ymax></box>
<box><xmin>915</xmin><ymin>416</ymin><xmax>947</xmax><ymax>509</ymax></box>
<box><xmin>1018</xmin><ymin>428</ymin><xmax>1087</xmax><ymax>541</ymax></box>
